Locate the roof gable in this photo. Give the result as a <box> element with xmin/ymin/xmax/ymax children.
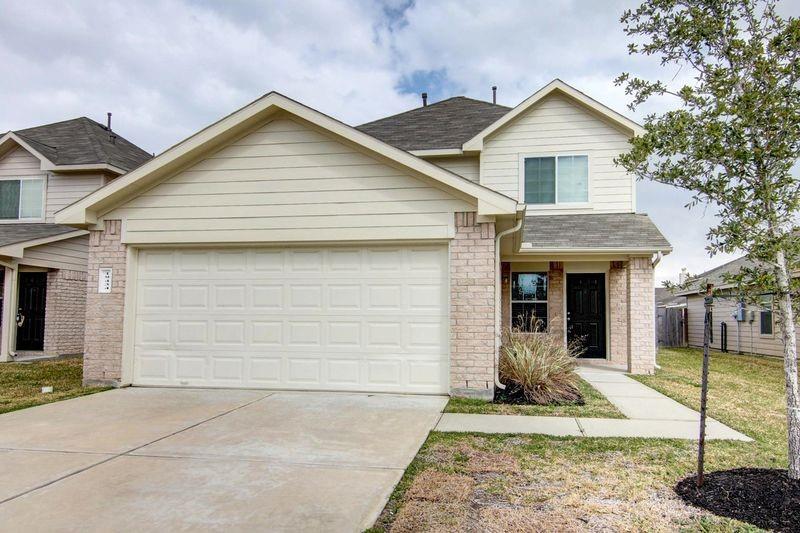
<box><xmin>462</xmin><ymin>79</ymin><xmax>644</xmax><ymax>152</ymax></box>
<box><xmin>57</xmin><ymin>92</ymin><xmax>519</xmax><ymax>226</ymax></box>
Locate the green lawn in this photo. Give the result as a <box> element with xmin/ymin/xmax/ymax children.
<box><xmin>0</xmin><ymin>358</ymin><xmax>108</xmax><ymax>415</ymax></box>
<box><xmin>370</xmin><ymin>348</ymin><xmax>787</xmax><ymax>532</ymax></box>
<box><xmin>444</xmin><ymin>377</ymin><xmax>624</xmax><ymax>418</ymax></box>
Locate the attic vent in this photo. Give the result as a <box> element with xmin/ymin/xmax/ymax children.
<box><xmin>107</xmin><ymin>112</ymin><xmax>117</xmax><ymax>144</ymax></box>
<box><xmin>421</xmin><ymin>92</ymin><xmax>428</xmax><ymax>106</ymax></box>
<box><xmin>492</xmin><ymin>86</ymin><xmax>497</xmax><ymax>104</ymax></box>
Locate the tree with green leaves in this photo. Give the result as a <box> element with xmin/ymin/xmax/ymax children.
<box><xmin>616</xmin><ymin>0</ymin><xmax>800</xmax><ymax>478</ymax></box>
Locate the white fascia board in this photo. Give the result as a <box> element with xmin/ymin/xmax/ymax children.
<box><xmin>463</xmin><ymin>79</ymin><xmax>645</xmax><ymax>152</ymax></box>
<box><xmin>58</xmin><ymin>93</ymin><xmax>519</xmax><ymax>225</ymax></box>
<box><xmin>409</xmin><ymin>148</ymin><xmax>464</xmax><ymax>157</ymax></box>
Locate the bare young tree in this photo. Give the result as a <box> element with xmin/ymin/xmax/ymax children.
<box><xmin>616</xmin><ymin>0</ymin><xmax>800</xmax><ymax>478</ymax></box>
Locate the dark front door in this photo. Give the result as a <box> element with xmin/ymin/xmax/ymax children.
<box><xmin>17</xmin><ymin>272</ymin><xmax>47</xmax><ymax>351</ymax></box>
<box><xmin>566</xmin><ymin>273</ymin><xmax>606</xmax><ymax>358</ymax></box>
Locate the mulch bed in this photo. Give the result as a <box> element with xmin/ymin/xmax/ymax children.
<box><xmin>493</xmin><ymin>385</ymin><xmax>585</xmax><ymax>406</ymax></box>
<box><xmin>675</xmin><ymin>468</ymin><xmax>800</xmax><ymax>531</ymax></box>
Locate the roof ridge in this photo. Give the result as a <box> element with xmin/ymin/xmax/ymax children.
<box><xmin>357</xmin><ymin>95</ymin><xmax>509</xmax><ymax>128</ymax></box>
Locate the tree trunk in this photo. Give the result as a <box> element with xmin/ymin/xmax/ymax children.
<box><xmin>774</xmin><ymin>249</ymin><xmax>800</xmax><ymax>479</ymax></box>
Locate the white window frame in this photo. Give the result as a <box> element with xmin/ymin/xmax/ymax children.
<box><xmin>0</xmin><ymin>176</ymin><xmax>46</xmax><ymax>222</ymax></box>
<box><xmin>518</xmin><ymin>153</ymin><xmax>591</xmax><ymax>208</ymax></box>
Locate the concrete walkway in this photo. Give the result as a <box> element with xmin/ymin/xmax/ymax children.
<box><xmin>435</xmin><ymin>366</ymin><xmax>751</xmax><ymax>441</ymax></box>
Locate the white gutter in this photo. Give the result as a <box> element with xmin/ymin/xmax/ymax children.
<box><xmin>494</xmin><ymin>216</ymin><xmax>524</xmax><ymax>390</ymax></box>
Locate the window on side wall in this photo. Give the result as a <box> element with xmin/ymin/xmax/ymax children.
<box><xmin>760</xmin><ymin>296</ymin><xmax>773</xmax><ymax>335</ymax></box>
<box><xmin>0</xmin><ymin>178</ymin><xmax>44</xmax><ymax>220</ymax></box>
<box><xmin>511</xmin><ymin>272</ymin><xmax>547</xmax><ymax>332</ymax></box>
<box><xmin>523</xmin><ymin>155</ymin><xmax>588</xmax><ymax>205</ymax></box>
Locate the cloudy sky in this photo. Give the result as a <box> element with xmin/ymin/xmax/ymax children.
<box><xmin>2</xmin><ymin>0</ymin><xmax>798</xmax><ymax>282</ymax></box>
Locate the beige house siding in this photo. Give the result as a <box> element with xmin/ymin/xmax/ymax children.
<box><xmin>23</xmin><ymin>234</ymin><xmax>89</xmax><ymax>272</ymax></box>
<box><xmin>425</xmin><ymin>155</ymin><xmax>480</xmax><ymax>183</ymax></box>
<box><xmin>45</xmin><ymin>173</ymin><xmax>107</xmax><ymax>222</ymax></box>
<box><xmin>480</xmin><ymin>93</ymin><xmax>634</xmax><ymax>213</ymax></box>
<box><xmin>686</xmin><ymin>294</ymin><xmax>786</xmax><ymax>357</ymax></box>
<box><xmin>104</xmin><ymin>117</ymin><xmax>476</xmax><ymax>245</ymax></box>
<box><xmin>0</xmin><ymin>147</ymin><xmax>46</xmax><ymax>222</ymax></box>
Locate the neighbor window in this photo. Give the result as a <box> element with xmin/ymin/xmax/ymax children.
<box><xmin>511</xmin><ymin>272</ymin><xmax>547</xmax><ymax>332</ymax></box>
<box><xmin>0</xmin><ymin>179</ymin><xmax>44</xmax><ymax>220</ymax></box>
<box><xmin>523</xmin><ymin>155</ymin><xmax>588</xmax><ymax>204</ymax></box>
<box><xmin>760</xmin><ymin>296</ymin><xmax>773</xmax><ymax>335</ymax></box>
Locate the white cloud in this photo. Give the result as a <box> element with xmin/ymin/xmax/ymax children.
<box><xmin>2</xmin><ymin>0</ymin><xmax>796</xmax><ymax>281</ymax></box>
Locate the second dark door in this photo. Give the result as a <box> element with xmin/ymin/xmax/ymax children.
<box><xmin>566</xmin><ymin>273</ymin><xmax>606</xmax><ymax>358</ymax></box>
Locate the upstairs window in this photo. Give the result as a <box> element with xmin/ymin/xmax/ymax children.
<box><xmin>511</xmin><ymin>272</ymin><xmax>547</xmax><ymax>332</ymax></box>
<box><xmin>523</xmin><ymin>155</ymin><xmax>588</xmax><ymax>204</ymax></box>
<box><xmin>0</xmin><ymin>179</ymin><xmax>44</xmax><ymax>220</ymax></box>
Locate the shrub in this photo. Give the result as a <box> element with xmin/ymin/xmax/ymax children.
<box><xmin>498</xmin><ymin>323</ymin><xmax>584</xmax><ymax>405</ymax></box>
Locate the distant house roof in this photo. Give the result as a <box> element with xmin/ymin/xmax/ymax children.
<box><xmin>0</xmin><ymin>223</ymin><xmax>77</xmax><ymax>248</ymax></box>
<box><xmin>356</xmin><ymin>97</ymin><xmax>510</xmax><ymax>151</ymax></box>
<box><xmin>655</xmin><ymin>287</ymin><xmax>686</xmax><ymax>307</ymax></box>
<box><xmin>522</xmin><ymin>213</ymin><xmax>672</xmax><ymax>252</ymax></box>
<box><xmin>676</xmin><ymin>256</ymin><xmax>759</xmax><ymax>296</ymax></box>
<box><xmin>10</xmin><ymin>117</ymin><xmax>152</xmax><ymax>172</ymax></box>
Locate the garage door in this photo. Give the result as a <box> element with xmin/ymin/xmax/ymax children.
<box><xmin>132</xmin><ymin>246</ymin><xmax>449</xmax><ymax>393</ymax></box>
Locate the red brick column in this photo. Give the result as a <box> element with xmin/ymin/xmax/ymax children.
<box><xmin>43</xmin><ymin>269</ymin><xmax>87</xmax><ymax>357</ymax></box>
<box><xmin>450</xmin><ymin>212</ymin><xmax>495</xmax><ymax>399</ymax></box>
<box><xmin>83</xmin><ymin>220</ymin><xmax>127</xmax><ymax>386</ymax></box>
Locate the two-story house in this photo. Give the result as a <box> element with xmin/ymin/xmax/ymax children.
<box><xmin>54</xmin><ymin>80</ymin><xmax>670</xmax><ymax>398</ymax></box>
<box><xmin>0</xmin><ymin>118</ymin><xmax>151</xmax><ymax>361</ymax></box>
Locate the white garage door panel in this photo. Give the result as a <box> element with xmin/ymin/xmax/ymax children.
<box><xmin>133</xmin><ymin>246</ymin><xmax>449</xmax><ymax>393</ymax></box>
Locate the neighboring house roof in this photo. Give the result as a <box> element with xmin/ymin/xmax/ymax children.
<box><xmin>655</xmin><ymin>287</ymin><xmax>686</xmax><ymax>307</ymax></box>
<box><xmin>56</xmin><ymin>92</ymin><xmax>521</xmax><ymax>226</ymax></box>
<box><xmin>463</xmin><ymin>79</ymin><xmax>644</xmax><ymax>152</ymax></box>
<box><xmin>521</xmin><ymin>213</ymin><xmax>671</xmax><ymax>253</ymax></box>
<box><xmin>10</xmin><ymin>117</ymin><xmax>152</xmax><ymax>172</ymax></box>
<box><xmin>0</xmin><ymin>224</ymin><xmax>75</xmax><ymax>248</ymax></box>
<box><xmin>356</xmin><ymin>97</ymin><xmax>510</xmax><ymax>152</ymax></box>
<box><xmin>675</xmin><ymin>256</ymin><xmax>758</xmax><ymax>296</ymax></box>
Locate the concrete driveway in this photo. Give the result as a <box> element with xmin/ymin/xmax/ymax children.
<box><xmin>0</xmin><ymin>388</ymin><xmax>446</xmax><ymax>532</ymax></box>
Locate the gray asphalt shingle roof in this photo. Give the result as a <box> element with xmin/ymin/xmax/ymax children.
<box><xmin>12</xmin><ymin>117</ymin><xmax>152</xmax><ymax>172</ymax></box>
<box><xmin>0</xmin><ymin>224</ymin><xmax>78</xmax><ymax>248</ymax></box>
<box><xmin>356</xmin><ymin>97</ymin><xmax>510</xmax><ymax>151</ymax></box>
<box><xmin>523</xmin><ymin>213</ymin><xmax>672</xmax><ymax>251</ymax></box>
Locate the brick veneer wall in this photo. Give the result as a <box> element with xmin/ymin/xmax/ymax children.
<box><xmin>627</xmin><ymin>256</ymin><xmax>655</xmax><ymax>374</ymax></box>
<box><xmin>43</xmin><ymin>269</ymin><xmax>87</xmax><ymax>356</ymax></box>
<box><xmin>83</xmin><ymin>220</ymin><xmax>126</xmax><ymax>386</ymax></box>
<box><xmin>608</xmin><ymin>261</ymin><xmax>629</xmax><ymax>365</ymax></box>
<box><xmin>547</xmin><ymin>262</ymin><xmax>565</xmax><ymax>343</ymax></box>
<box><xmin>450</xmin><ymin>212</ymin><xmax>496</xmax><ymax>399</ymax></box>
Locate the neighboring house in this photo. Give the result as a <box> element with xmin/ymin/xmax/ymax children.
<box><xmin>0</xmin><ymin>118</ymin><xmax>151</xmax><ymax>361</ymax></box>
<box><xmin>655</xmin><ymin>287</ymin><xmax>687</xmax><ymax>347</ymax></box>
<box><xmin>676</xmin><ymin>256</ymin><xmax>785</xmax><ymax>357</ymax></box>
<box><xmin>54</xmin><ymin>79</ymin><xmax>671</xmax><ymax>398</ymax></box>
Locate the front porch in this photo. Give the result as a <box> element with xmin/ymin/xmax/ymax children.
<box><xmin>500</xmin><ymin>257</ymin><xmax>656</xmax><ymax>374</ymax></box>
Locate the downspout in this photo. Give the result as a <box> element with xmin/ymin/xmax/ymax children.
<box><xmin>495</xmin><ymin>215</ymin><xmax>524</xmax><ymax>390</ymax></box>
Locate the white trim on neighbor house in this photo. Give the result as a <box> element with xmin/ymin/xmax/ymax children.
<box><xmin>56</xmin><ymin>92</ymin><xmax>520</xmax><ymax>227</ymax></box>
<box><xmin>409</xmin><ymin>148</ymin><xmax>464</xmax><ymax>157</ymax></box>
<box><xmin>462</xmin><ymin>79</ymin><xmax>645</xmax><ymax>153</ymax></box>
<box><xmin>516</xmin><ymin>152</ymin><xmax>592</xmax><ymax>209</ymax></box>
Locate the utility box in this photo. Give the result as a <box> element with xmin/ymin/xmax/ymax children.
<box><xmin>735</xmin><ymin>302</ymin><xmax>747</xmax><ymax>322</ymax></box>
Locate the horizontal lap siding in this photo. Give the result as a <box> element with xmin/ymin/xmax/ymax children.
<box><xmin>480</xmin><ymin>94</ymin><xmax>634</xmax><ymax>213</ymax></box>
<box><xmin>426</xmin><ymin>156</ymin><xmax>480</xmax><ymax>183</ymax></box>
<box><xmin>46</xmin><ymin>173</ymin><xmax>105</xmax><ymax>222</ymax></box>
<box><xmin>106</xmin><ymin>117</ymin><xmax>475</xmax><ymax>244</ymax></box>
<box><xmin>24</xmin><ymin>234</ymin><xmax>90</xmax><ymax>271</ymax></box>
<box><xmin>0</xmin><ymin>147</ymin><xmax>41</xmax><ymax>177</ymax></box>
<box><xmin>686</xmin><ymin>294</ymin><xmax>787</xmax><ymax>357</ymax></box>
